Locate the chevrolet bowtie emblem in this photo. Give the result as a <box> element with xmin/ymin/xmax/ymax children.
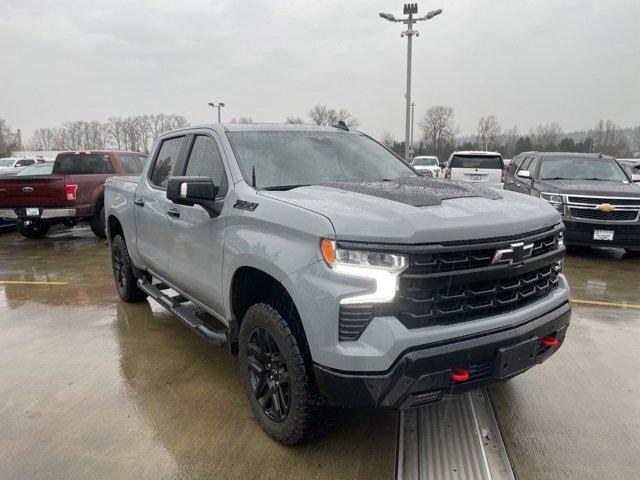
<box><xmin>595</xmin><ymin>203</ymin><xmax>614</xmax><ymax>212</ymax></box>
<box><xmin>492</xmin><ymin>242</ymin><xmax>534</xmax><ymax>266</ymax></box>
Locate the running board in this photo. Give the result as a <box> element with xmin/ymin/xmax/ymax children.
<box><xmin>137</xmin><ymin>278</ymin><xmax>227</xmax><ymax>346</ymax></box>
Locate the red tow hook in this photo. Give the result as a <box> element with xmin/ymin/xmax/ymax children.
<box><xmin>449</xmin><ymin>368</ymin><xmax>470</xmax><ymax>382</ymax></box>
<box><xmin>540</xmin><ymin>336</ymin><xmax>559</xmax><ymax>348</ymax></box>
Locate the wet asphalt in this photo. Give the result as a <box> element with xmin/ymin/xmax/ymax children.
<box><xmin>0</xmin><ymin>227</ymin><xmax>639</xmax><ymax>480</ymax></box>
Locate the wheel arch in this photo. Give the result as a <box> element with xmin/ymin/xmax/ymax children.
<box><xmin>228</xmin><ymin>266</ymin><xmax>309</xmax><ymax>359</ymax></box>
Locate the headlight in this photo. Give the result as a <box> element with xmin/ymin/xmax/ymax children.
<box><xmin>320</xmin><ymin>239</ymin><xmax>407</xmax><ymax>304</ymax></box>
<box><xmin>540</xmin><ymin>192</ymin><xmax>564</xmax><ymax>213</ymax></box>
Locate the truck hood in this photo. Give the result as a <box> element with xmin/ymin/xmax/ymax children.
<box><xmin>534</xmin><ymin>179</ymin><xmax>640</xmax><ymax>197</ymax></box>
<box><xmin>261</xmin><ymin>180</ymin><xmax>560</xmax><ymax>244</ymax></box>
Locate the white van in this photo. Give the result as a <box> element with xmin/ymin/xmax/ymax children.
<box><xmin>444</xmin><ymin>151</ymin><xmax>505</xmax><ymax>186</ymax></box>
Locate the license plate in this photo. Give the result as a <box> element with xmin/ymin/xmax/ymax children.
<box><xmin>469</xmin><ymin>174</ymin><xmax>482</xmax><ymax>181</ymax></box>
<box><xmin>593</xmin><ymin>230</ymin><xmax>614</xmax><ymax>241</ymax></box>
<box><xmin>495</xmin><ymin>338</ymin><xmax>538</xmax><ymax>379</ymax></box>
<box><xmin>26</xmin><ymin>208</ymin><xmax>40</xmax><ymax>217</ymax></box>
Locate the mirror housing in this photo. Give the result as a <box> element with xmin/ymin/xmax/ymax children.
<box><xmin>632</xmin><ymin>173</ymin><xmax>640</xmax><ymax>182</ymax></box>
<box><xmin>167</xmin><ymin>176</ymin><xmax>218</xmax><ymax>207</ymax></box>
<box><xmin>517</xmin><ymin>170</ymin><xmax>531</xmax><ymax>179</ymax></box>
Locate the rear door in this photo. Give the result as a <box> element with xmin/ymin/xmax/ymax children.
<box><xmin>450</xmin><ymin>155</ymin><xmax>504</xmax><ymax>184</ymax></box>
<box><xmin>166</xmin><ymin>133</ymin><xmax>229</xmax><ymax>315</ymax></box>
<box><xmin>135</xmin><ymin>135</ymin><xmax>187</xmax><ymax>279</ymax></box>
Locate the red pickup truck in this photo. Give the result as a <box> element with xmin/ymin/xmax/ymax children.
<box><xmin>0</xmin><ymin>150</ymin><xmax>146</xmax><ymax>239</ymax></box>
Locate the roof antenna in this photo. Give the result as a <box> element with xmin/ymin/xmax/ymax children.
<box><xmin>252</xmin><ymin>166</ymin><xmax>257</xmax><ymax>188</ymax></box>
<box><xmin>334</xmin><ymin>120</ymin><xmax>349</xmax><ymax>131</ymax></box>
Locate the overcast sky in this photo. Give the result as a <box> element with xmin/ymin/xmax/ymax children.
<box><xmin>2</xmin><ymin>0</ymin><xmax>639</xmax><ymax>142</ymax></box>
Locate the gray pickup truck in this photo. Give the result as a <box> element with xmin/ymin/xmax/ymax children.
<box><xmin>105</xmin><ymin>123</ymin><xmax>571</xmax><ymax>444</ymax></box>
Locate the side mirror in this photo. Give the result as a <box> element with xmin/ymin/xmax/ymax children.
<box><xmin>167</xmin><ymin>176</ymin><xmax>218</xmax><ymax>207</ymax></box>
<box><xmin>632</xmin><ymin>173</ymin><xmax>640</xmax><ymax>182</ymax></box>
<box><xmin>517</xmin><ymin>170</ymin><xmax>531</xmax><ymax>179</ymax></box>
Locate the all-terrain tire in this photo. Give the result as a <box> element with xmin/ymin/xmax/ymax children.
<box><xmin>239</xmin><ymin>303</ymin><xmax>337</xmax><ymax>445</ymax></box>
<box><xmin>111</xmin><ymin>234</ymin><xmax>148</xmax><ymax>302</ymax></box>
<box><xmin>90</xmin><ymin>201</ymin><xmax>106</xmax><ymax>238</ymax></box>
<box><xmin>17</xmin><ymin>221</ymin><xmax>50</xmax><ymax>239</ymax></box>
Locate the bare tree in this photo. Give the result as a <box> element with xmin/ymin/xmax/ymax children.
<box><xmin>0</xmin><ymin>119</ymin><xmax>18</xmax><ymax>156</ymax></box>
<box><xmin>590</xmin><ymin>119</ymin><xmax>628</xmax><ymax>155</ymax></box>
<box><xmin>476</xmin><ymin>114</ymin><xmax>501</xmax><ymax>151</ymax></box>
<box><xmin>229</xmin><ymin>117</ymin><xmax>254</xmax><ymax>124</ymax></box>
<box><xmin>29</xmin><ymin>128</ymin><xmax>57</xmax><ymax>151</ymax></box>
<box><xmin>502</xmin><ymin>126</ymin><xmax>520</xmax><ymax>158</ymax></box>
<box><xmin>418</xmin><ymin>105</ymin><xmax>457</xmax><ymax>157</ymax></box>
<box><xmin>308</xmin><ymin>104</ymin><xmax>359</xmax><ymax>128</ymax></box>
<box><xmin>380</xmin><ymin>131</ymin><xmax>396</xmax><ymax>149</ymax></box>
<box><xmin>286</xmin><ymin>116</ymin><xmax>305</xmax><ymax>124</ymax></box>
<box><xmin>530</xmin><ymin>122</ymin><xmax>564</xmax><ymax>151</ymax></box>
<box><xmin>633</xmin><ymin>126</ymin><xmax>640</xmax><ymax>151</ymax></box>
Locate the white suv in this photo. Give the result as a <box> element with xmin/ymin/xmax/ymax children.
<box><xmin>444</xmin><ymin>151</ymin><xmax>505</xmax><ymax>186</ymax></box>
<box><xmin>411</xmin><ymin>156</ymin><xmax>441</xmax><ymax>177</ymax></box>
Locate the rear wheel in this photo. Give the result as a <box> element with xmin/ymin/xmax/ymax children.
<box><xmin>17</xmin><ymin>221</ymin><xmax>49</xmax><ymax>239</ymax></box>
<box><xmin>90</xmin><ymin>202</ymin><xmax>106</xmax><ymax>238</ymax></box>
<box><xmin>111</xmin><ymin>234</ymin><xmax>147</xmax><ymax>302</ymax></box>
<box><xmin>239</xmin><ymin>303</ymin><xmax>336</xmax><ymax>445</ymax></box>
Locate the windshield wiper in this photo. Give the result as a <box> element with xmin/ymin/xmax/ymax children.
<box><xmin>541</xmin><ymin>177</ymin><xmax>572</xmax><ymax>180</ymax></box>
<box><xmin>261</xmin><ymin>184</ymin><xmax>311</xmax><ymax>191</ymax></box>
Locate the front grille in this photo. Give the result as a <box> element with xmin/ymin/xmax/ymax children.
<box><xmin>394</xmin><ymin>264</ymin><xmax>559</xmax><ymax>329</ymax></box>
<box><xmin>569</xmin><ymin>207</ymin><xmax>639</xmax><ymax>221</ymax></box>
<box><xmin>568</xmin><ymin>196</ymin><xmax>640</xmax><ymax>206</ymax></box>
<box><xmin>405</xmin><ymin>231</ymin><xmax>557</xmax><ymax>275</ymax></box>
<box><xmin>338</xmin><ymin>226</ymin><xmax>564</xmax><ymax>339</ymax></box>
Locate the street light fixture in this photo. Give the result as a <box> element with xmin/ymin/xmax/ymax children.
<box><xmin>207</xmin><ymin>102</ymin><xmax>225</xmax><ymax>123</ymax></box>
<box><xmin>379</xmin><ymin>4</ymin><xmax>443</xmax><ymax>160</ymax></box>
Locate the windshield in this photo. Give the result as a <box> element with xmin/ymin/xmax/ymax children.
<box><xmin>539</xmin><ymin>157</ymin><xmax>629</xmax><ymax>181</ymax></box>
<box><xmin>0</xmin><ymin>159</ymin><xmax>15</xmax><ymax>167</ymax></box>
<box><xmin>227</xmin><ymin>131</ymin><xmax>416</xmax><ymax>189</ymax></box>
<box><xmin>450</xmin><ymin>155</ymin><xmax>503</xmax><ymax>169</ymax></box>
<box><xmin>17</xmin><ymin>163</ymin><xmax>54</xmax><ymax>176</ymax></box>
<box><xmin>413</xmin><ymin>157</ymin><xmax>438</xmax><ymax>167</ymax></box>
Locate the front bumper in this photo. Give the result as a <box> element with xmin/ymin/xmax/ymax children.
<box><xmin>563</xmin><ymin>218</ymin><xmax>640</xmax><ymax>248</ymax></box>
<box><xmin>314</xmin><ymin>300</ymin><xmax>570</xmax><ymax>409</ymax></box>
<box><xmin>0</xmin><ymin>208</ymin><xmax>77</xmax><ymax>220</ymax></box>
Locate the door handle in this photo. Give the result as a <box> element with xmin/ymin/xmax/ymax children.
<box><xmin>134</xmin><ymin>199</ymin><xmax>144</xmax><ymax>207</ymax></box>
<box><xmin>167</xmin><ymin>208</ymin><xmax>180</xmax><ymax>218</ymax></box>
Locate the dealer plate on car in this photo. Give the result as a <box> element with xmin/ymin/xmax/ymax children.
<box><xmin>495</xmin><ymin>338</ymin><xmax>538</xmax><ymax>379</ymax></box>
<box><xmin>593</xmin><ymin>230</ymin><xmax>614</xmax><ymax>241</ymax></box>
<box><xmin>26</xmin><ymin>208</ymin><xmax>40</xmax><ymax>217</ymax></box>
<box><xmin>469</xmin><ymin>174</ymin><xmax>482</xmax><ymax>181</ymax></box>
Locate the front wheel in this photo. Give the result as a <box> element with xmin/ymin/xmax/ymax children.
<box><xmin>239</xmin><ymin>303</ymin><xmax>336</xmax><ymax>445</ymax></box>
<box><xmin>17</xmin><ymin>221</ymin><xmax>50</xmax><ymax>239</ymax></box>
<box><xmin>111</xmin><ymin>234</ymin><xmax>148</xmax><ymax>302</ymax></box>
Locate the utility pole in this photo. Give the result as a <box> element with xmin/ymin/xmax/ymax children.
<box><xmin>207</xmin><ymin>102</ymin><xmax>225</xmax><ymax>123</ymax></box>
<box><xmin>410</xmin><ymin>102</ymin><xmax>416</xmax><ymax>160</ymax></box>
<box><xmin>379</xmin><ymin>4</ymin><xmax>443</xmax><ymax>161</ymax></box>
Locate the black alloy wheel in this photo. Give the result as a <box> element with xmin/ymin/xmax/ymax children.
<box><xmin>247</xmin><ymin>326</ymin><xmax>291</xmax><ymax>422</ymax></box>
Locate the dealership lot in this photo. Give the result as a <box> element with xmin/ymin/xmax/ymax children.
<box><xmin>1</xmin><ymin>227</ymin><xmax>639</xmax><ymax>480</ymax></box>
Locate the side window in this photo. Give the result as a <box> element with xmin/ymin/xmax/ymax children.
<box><xmin>17</xmin><ymin>159</ymin><xmax>35</xmax><ymax>167</ymax></box>
<box><xmin>150</xmin><ymin>136</ymin><xmax>184</xmax><ymax>189</ymax></box>
<box><xmin>185</xmin><ymin>135</ymin><xmax>228</xmax><ymax>196</ymax></box>
<box><xmin>527</xmin><ymin>157</ymin><xmax>539</xmax><ymax>177</ymax></box>
<box><xmin>518</xmin><ymin>157</ymin><xmax>533</xmax><ymax>173</ymax></box>
<box><xmin>507</xmin><ymin>157</ymin><xmax>520</xmax><ymax>175</ymax></box>
<box><xmin>118</xmin><ymin>154</ymin><xmax>141</xmax><ymax>174</ymax></box>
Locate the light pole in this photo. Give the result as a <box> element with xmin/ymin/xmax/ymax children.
<box><xmin>379</xmin><ymin>4</ymin><xmax>443</xmax><ymax>161</ymax></box>
<box><xmin>410</xmin><ymin>102</ymin><xmax>416</xmax><ymax>160</ymax></box>
<box><xmin>207</xmin><ymin>102</ymin><xmax>225</xmax><ymax>123</ymax></box>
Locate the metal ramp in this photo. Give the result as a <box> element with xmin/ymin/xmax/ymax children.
<box><xmin>397</xmin><ymin>389</ymin><xmax>514</xmax><ymax>480</ymax></box>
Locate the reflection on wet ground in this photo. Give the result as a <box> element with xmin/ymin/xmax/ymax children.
<box><xmin>490</xmin><ymin>246</ymin><xmax>640</xmax><ymax>480</ymax></box>
<box><xmin>0</xmin><ymin>228</ymin><xmax>395</xmax><ymax>480</ymax></box>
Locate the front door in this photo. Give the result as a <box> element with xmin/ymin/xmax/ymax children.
<box><xmin>166</xmin><ymin>133</ymin><xmax>230</xmax><ymax>317</ymax></box>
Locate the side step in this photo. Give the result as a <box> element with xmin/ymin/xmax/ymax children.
<box><xmin>137</xmin><ymin>278</ymin><xmax>227</xmax><ymax>346</ymax></box>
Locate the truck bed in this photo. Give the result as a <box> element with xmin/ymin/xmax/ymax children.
<box><xmin>0</xmin><ymin>175</ymin><xmax>69</xmax><ymax>208</ymax></box>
